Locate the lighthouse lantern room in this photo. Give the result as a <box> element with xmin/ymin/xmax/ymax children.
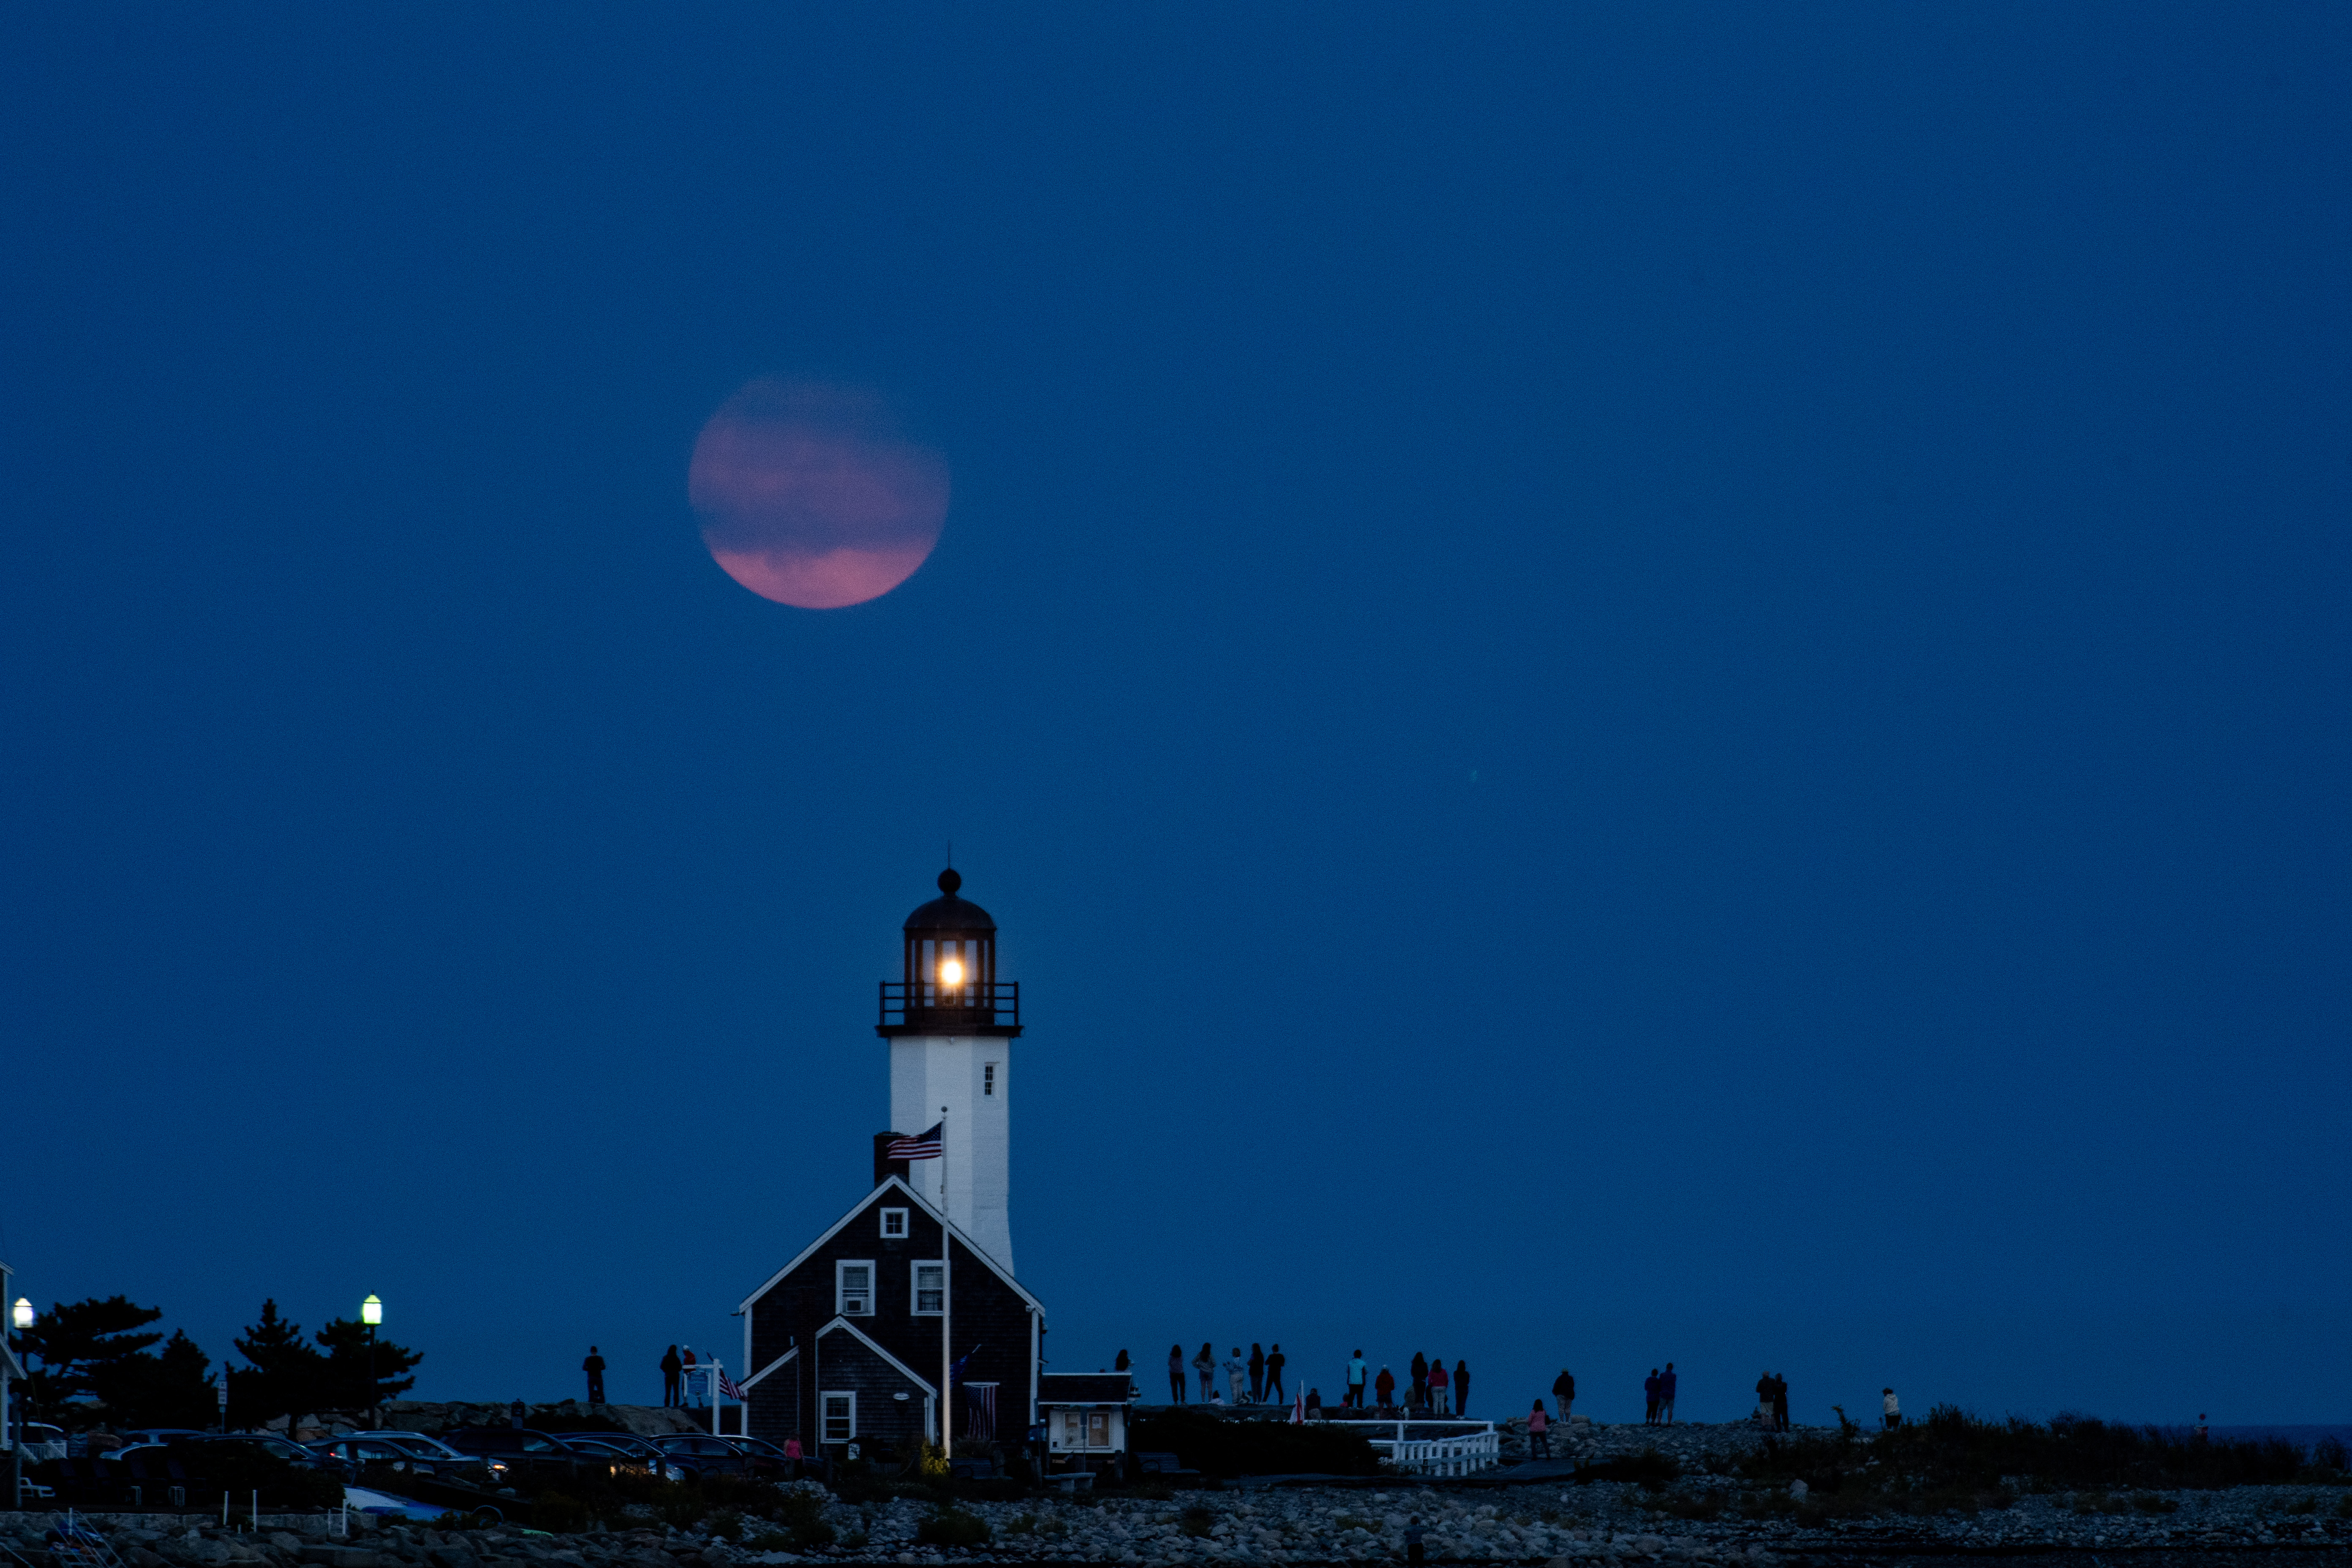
<box><xmin>878</xmin><ymin>869</ymin><xmax>1022</xmax><ymax>1272</ymax></box>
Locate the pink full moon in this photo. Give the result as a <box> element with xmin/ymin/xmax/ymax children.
<box><xmin>689</xmin><ymin>379</ymin><xmax>950</xmax><ymax>609</ymax></box>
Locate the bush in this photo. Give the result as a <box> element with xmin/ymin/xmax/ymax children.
<box><xmin>1128</xmin><ymin>1410</ymin><xmax>1383</xmax><ymax>1478</ymax></box>
<box><xmin>914</xmin><ymin>1507</ymin><xmax>991</xmax><ymax>1548</ymax></box>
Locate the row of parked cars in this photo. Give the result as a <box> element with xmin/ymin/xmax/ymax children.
<box><xmin>74</xmin><ymin>1426</ymin><xmax>809</xmax><ymax>1491</ymax></box>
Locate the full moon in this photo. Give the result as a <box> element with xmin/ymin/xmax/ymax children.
<box><xmin>689</xmin><ymin>379</ymin><xmax>949</xmax><ymax>609</ymax></box>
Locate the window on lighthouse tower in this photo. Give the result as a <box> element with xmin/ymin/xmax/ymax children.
<box><xmin>984</xmin><ymin>1063</ymin><xmax>996</xmax><ymax>1096</ymax></box>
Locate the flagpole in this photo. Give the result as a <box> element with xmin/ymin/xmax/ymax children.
<box><xmin>941</xmin><ymin>1104</ymin><xmax>952</xmax><ymax>1463</ymax></box>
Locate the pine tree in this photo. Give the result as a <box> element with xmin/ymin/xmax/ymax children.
<box><xmin>17</xmin><ymin>1296</ymin><xmax>165</xmax><ymax>1420</ymax></box>
<box><xmin>92</xmin><ymin>1329</ymin><xmax>217</xmax><ymax>1428</ymax></box>
<box><xmin>231</xmin><ymin>1300</ymin><xmax>327</xmax><ymax>1432</ymax></box>
<box><xmin>315</xmin><ymin>1316</ymin><xmax>422</xmax><ymax>1413</ymax></box>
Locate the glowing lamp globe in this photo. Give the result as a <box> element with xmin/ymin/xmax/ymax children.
<box><xmin>11</xmin><ymin>1298</ymin><xmax>30</xmax><ymax>1330</ymax></box>
<box><xmin>361</xmin><ymin>1295</ymin><xmax>383</xmax><ymax>1327</ymax></box>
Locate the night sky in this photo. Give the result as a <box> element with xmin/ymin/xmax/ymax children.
<box><xmin>5</xmin><ymin>5</ymin><xmax>2348</xmax><ymax>1426</ymax></box>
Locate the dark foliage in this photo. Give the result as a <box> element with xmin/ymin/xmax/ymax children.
<box><xmin>1129</xmin><ymin>1410</ymin><xmax>1383</xmax><ymax>1477</ymax></box>
<box><xmin>102</xmin><ymin>1329</ymin><xmax>219</xmax><ymax>1428</ymax></box>
<box><xmin>1739</xmin><ymin>1405</ymin><xmax>2316</xmax><ymax>1503</ymax></box>
<box><xmin>314</xmin><ymin>1315</ymin><xmax>423</xmax><ymax>1410</ymax></box>
<box><xmin>914</xmin><ymin>1506</ymin><xmax>992</xmax><ymax>1547</ymax></box>
<box><xmin>229</xmin><ymin>1300</ymin><xmax>327</xmax><ymax>1433</ymax></box>
<box><xmin>17</xmin><ymin>1296</ymin><xmax>166</xmax><ymax>1420</ymax></box>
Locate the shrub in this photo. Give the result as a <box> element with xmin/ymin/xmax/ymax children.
<box><xmin>528</xmin><ymin>1492</ymin><xmax>596</xmax><ymax>1533</ymax></box>
<box><xmin>914</xmin><ymin>1507</ymin><xmax>991</xmax><ymax>1547</ymax></box>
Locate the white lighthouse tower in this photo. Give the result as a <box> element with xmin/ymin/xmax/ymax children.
<box><xmin>879</xmin><ymin>869</ymin><xmax>1022</xmax><ymax>1274</ymax></box>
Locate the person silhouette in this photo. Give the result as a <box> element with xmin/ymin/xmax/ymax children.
<box><xmin>661</xmin><ymin>1345</ymin><xmax>683</xmax><ymax>1408</ymax></box>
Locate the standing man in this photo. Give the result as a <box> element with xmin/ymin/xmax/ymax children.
<box><xmin>1553</xmin><ymin>1368</ymin><xmax>1576</xmax><ymax>1421</ymax></box>
<box><xmin>660</xmin><ymin>1345</ymin><xmax>683</xmax><ymax>1409</ymax></box>
<box><xmin>1248</xmin><ymin>1344</ymin><xmax>1266</xmax><ymax>1405</ymax></box>
<box><xmin>1772</xmin><ymin>1373</ymin><xmax>1789</xmax><ymax>1432</ymax></box>
<box><xmin>1264</xmin><ymin>1344</ymin><xmax>1287</xmax><ymax>1405</ymax></box>
<box><xmin>583</xmin><ymin>1347</ymin><xmax>607</xmax><ymax>1406</ymax></box>
<box><xmin>1643</xmin><ymin>1369</ymin><xmax>1660</xmax><ymax>1426</ymax></box>
<box><xmin>1454</xmin><ymin>1359</ymin><xmax>1471</xmax><ymax>1417</ymax></box>
<box><xmin>1659</xmin><ymin>1363</ymin><xmax>1678</xmax><ymax>1425</ymax></box>
<box><xmin>1346</xmin><ymin>1350</ymin><xmax>1369</xmax><ymax>1409</ymax></box>
<box><xmin>1881</xmin><ymin>1388</ymin><xmax>1900</xmax><ymax>1430</ymax></box>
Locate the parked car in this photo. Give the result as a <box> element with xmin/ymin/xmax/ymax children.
<box><xmin>440</xmin><ymin>1427</ymin><xmax>605</xmax><ymax>1486</ymax></box>
<box><xmin>309</xmin><ymin>1435</ymin><xmax>494</xmax><ymax>1487</ymax></box>
<box><xmin>552</xmin><ymin>1432</ymin><xmax>664</xmax><ymax>1472</ymax></box>
<box><xmin>718</xmin><ymin>1435</ymin><xmax>802</xmax><ymax>1480</ymax></box>
<box><xmin>180</xmin><ymin>1433</ymin><xmax>329</xmax><ymax>1469</ymax></box>
<box><xmin>651</xmin><ymin>1434</ymin><xmax>765</xmax><ymax>1481</ymax></box>
<box><xmin>117</xmin><ymin>1428</ymin><xmax>210</xmax><ymax>1448</ymax></box>
<box><xmin>362</xmin><ymin>1432</ymin><xmax>481</xmax><ymax>1464</ymax></box>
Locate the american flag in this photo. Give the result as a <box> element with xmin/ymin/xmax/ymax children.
<box><xmin>719</xmin><ymin>1369</ymin><xmax>747</xmax><ymax>1402</ymax></box>
<box><xmin>885</xmin><ymin>1122</ymin><xmax>945</xmax><ymax>1160</ymax></box>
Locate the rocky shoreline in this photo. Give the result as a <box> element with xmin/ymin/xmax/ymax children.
<box><xmin>11</xmin><ymin>1420</ymin><xmax>2348</xmax><ymax>1564</ymax></box>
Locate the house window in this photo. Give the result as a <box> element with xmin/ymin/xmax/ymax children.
<box><xmin>836</xmin><ymin>1261</ymin><xmax>874</xmax><ymax>1315</ymax></box>
<box><xmin>913</xmin><ymin>1262</ymin><xmax>943</xmax><ymax>1315</ymax></box>
<box><xmin>822</xmin><ymin>1392</ymin><xmax>855</xmax><ymax>1443</ymax></box>
<box><xmin>880</xmin><ymin>1208</ymin><xmax>908</xmax><ymax>1239</ymax></box>
<box><xmin>1055</xmin><ymin>1410</ymin><xmax>1112</xmax><ymax>1449</ymax></box>
<box><xmin>984</xmin><ymin>1063</ymin><xmax>997</xmax><ymax>1096</ymax></box>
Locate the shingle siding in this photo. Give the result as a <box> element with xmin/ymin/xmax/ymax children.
<box><xmin>743</xmin><ymin>1179</ymin><xmax>1041</xmax><ymax>1451</ymax></box>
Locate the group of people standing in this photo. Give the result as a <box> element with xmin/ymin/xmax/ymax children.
<box><xmin>1166</xmin><ymin>1342</ymin><xmax>1290</xmax><ymax>1405</ymax></box>
<box><xmin>1753</xmin><ymin>1371</ymin><xmax>1792</xmax><ymax>1430</ymax></box>
<box><xmin>1642</xmin><ymin>1363</ymin><xmax>1679</xmax><ymax>1424</ymax></box>
<box><xmin>1341</xmin><ymin>1350</ymin><xmax>1473</xmax><ymax>1415</ymax></box>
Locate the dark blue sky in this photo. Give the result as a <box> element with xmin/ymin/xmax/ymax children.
<box><xmin>5</xmin><ymin>5</ymin><xmax>2348</xmax><ymax>1425</ymax></box>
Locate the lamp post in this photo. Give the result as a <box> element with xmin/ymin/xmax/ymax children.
<box><xmin>361</xmin><ymin>1296</ymin><xmax>382</xmax><ymax>1430</ymax></box>
<box><xmin>8</xmin><ymin>1285</ymin><xmax>28</xmax><ymax>1511</ymax></box>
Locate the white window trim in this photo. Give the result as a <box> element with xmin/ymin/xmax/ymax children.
<box><xmin>820</xmin><ymin>1391</ymin><xmax>856</xmax><ymax>1443</ymax></box>
<box><xmin>836</xmin><ymin>1259</ymin><xmax>875</xmax><ymax>1316</ymax></box>
<box><xmin>879</xmin><ymin>1207</ymin><xmax>909</xmax><ymax>1239</ymax></box>
<box><xmin>911</xmin><ymin>1260</ymin><xmax>945</xmax><ymax>1317</ymax></box>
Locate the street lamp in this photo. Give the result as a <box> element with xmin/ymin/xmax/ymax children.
<box><xmin>9</xmin><ymin>1299</ymin><xmax>29</xmax><ymax>1331</ymax></box>
<box><xmin>360</xmin><ymin>1296</ymin><xmax>382</xmax><ymax>1429</ymax></box>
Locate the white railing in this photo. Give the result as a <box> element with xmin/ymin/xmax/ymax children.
<box><xmin>1331</xmin><ymin>1420</ymin><xmax>1500</xmax><ymax>1476</ymax></box>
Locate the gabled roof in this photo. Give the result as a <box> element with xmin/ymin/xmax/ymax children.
<box><xmin>813</xmin><ymin>1316</ymin><xmax>938</xmax><ymax>1396</ymax></box>
<box><xmin>740</xmin><ymin>1344</ymin><xmax>798</xmax><ymax>1391</ymax></box>
<box><xmin>737</xmin><ymin>1175</ymin><xmax>1043</xmax><ymax>1317</ymax></box>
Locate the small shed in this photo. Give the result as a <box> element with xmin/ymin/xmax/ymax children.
<box><xmin>1037</xmin><ymin>1372</ymin><xmax>1134</xmax><ymax>1475</ymax></box>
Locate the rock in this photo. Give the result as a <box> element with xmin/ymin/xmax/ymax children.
<box><xmin>129</xmin><ymin>1550</ymin><xmax>170</xmax><ymax>1568</ymax></box>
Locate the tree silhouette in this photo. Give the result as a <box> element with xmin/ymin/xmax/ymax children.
<box><xmin>315</xmin><ymin>1315</ymin><xmax>422</xmax><ymax>1412</ymax></box>
<box><xmin>17</xmin><ymin>1296</ymin><xmax>165</xmax><ymax>1421</ymax></box>
<box><xmin>230</xmin><ymin>1300</ymin><xmax>327</xmax><ymax>1432</ymax></box>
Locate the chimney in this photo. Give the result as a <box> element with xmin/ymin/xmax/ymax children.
<box><xmin>873</xmin><ymin>1131</ymin><xmax>910</xmax><ymax>1189</ymax></box>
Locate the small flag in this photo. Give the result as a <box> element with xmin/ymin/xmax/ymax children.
<box><xmin>719</xmin><ymin>1369</ymin><xmax>747</xmax><ymax>1402</ymax></box>
<box><xmin>1291</xmin><ymin>1388</ymin><xmax>1305</xmax><ymax>1425</ymax></box>
<box><xmin>886</xmin><ymin>1122</ymin><xmax>945</xmax><ymax>1160</ymax></box>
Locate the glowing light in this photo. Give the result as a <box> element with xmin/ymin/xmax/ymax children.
<box><xmin>939</xmin><ymin>958</ymin><xmax>966</xmax><ymax>986</ymax></box>
<box><xmin>361</xmin><ymin>1294</ymin><xmax>383</xmax><ymax>1327</ymax></box>
<box><xmin>11</xmin><ymin>1298</ymin><xmax>31</xmax><ymax>1330</ymax></box>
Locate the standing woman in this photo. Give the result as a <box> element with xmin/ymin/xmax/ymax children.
<box><xmin>1409</xmin><ymin>1351</ymin><xmax>1430</xmax><ymax>1411</ymax></box>
<box><xmin>1264</xmin><ymin>1343</ymin><xmax>1288</xmax><ymax>1405</ymax></box>
<box><xmin>1248</xmin><ymin>1343</ymin><xmax>1266</xmax><ymax>1404</ymax></box>
<box><xmin>1168</xmin><ymin>1344</ymin><xmax>1187</xmax><ymax>1404</ymax></box>
<box><xmin>1194</xmin><ymin>1343</ymin><xmax>1217</xmax><ymax>1403</ymax></box>
<box><xmin>1428</xmin><ymin>1355</ymin><xmax>1451</xmax><ymax>1416</ymax></box>
<box><xmin>1454</xmin><ymin>1359</ymin><xmax>1471</xmax><ymax>1416</ymax></box>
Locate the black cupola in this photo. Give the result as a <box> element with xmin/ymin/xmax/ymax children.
<box><xmin>877</xmin><ymin>869</ymin><xmax>1022</xmax><ymax>1037</ymax></box>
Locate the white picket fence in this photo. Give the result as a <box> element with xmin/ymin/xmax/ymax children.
<box><xmin>1332</xmin><ymin>1420</ymin><xmax>1500</xmax><ymax>1476</ymax></box>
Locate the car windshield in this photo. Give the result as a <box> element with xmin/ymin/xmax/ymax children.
<box><xmin>383</xmin><ymin>1438</ymin><xmax>455</xmax><ymax>1459</ymax></box>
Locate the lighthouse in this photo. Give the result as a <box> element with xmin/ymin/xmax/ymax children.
<box><xmin>878</xmin><ymin>869</ymin><xmax>1022</xmax><ymax>1274</ymax></box>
